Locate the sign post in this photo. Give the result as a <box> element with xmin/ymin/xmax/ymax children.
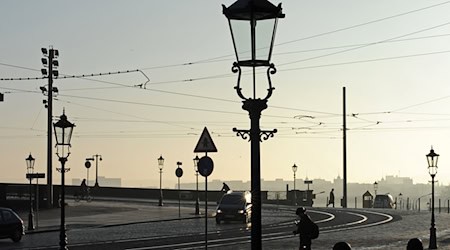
<box><xmin>194</xmin><ymin>127</ymin><xmax>217</xmax><ymax>249</ymax></box>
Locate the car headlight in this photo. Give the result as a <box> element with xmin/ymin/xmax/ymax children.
<box><xmin>216</xmin><ymin>209</ymin><xmax>222</xmax><ymax>214</ymax></box>
<box><xmin>238</xmin><ymin>209</ymin><xmax>245</xmax><ymax>214</ymax></box>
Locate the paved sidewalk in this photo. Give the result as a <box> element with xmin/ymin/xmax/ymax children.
<box><xmin>19</xmin><ymin>198</ymin><xmax>201</xmax><ymax>234</ymax></box>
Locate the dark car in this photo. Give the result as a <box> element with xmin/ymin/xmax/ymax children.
<box><xmin>215</xmin><ymin>191</ymin><xmax>251</xmax><ymax>224</ymax></box>
<box><xmin>373</xmin><ymin>194</ymin><xmax>395</xmax><ymax>209</ymax></box>
<box><xmin>0</xmin><ymin>207</ymin><xmax>24</xmax><ymax>242</ymax></box>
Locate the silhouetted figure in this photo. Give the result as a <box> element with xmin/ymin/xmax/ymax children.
<box><xmin>328</xmin><ymin>188</ymin><xmax>335</xmax><ymax>207</ymax></box>
<box><xmin>333</xmin><ymin>241</ymin><xmax>352</xmax><ymax>250</ymax></box>
<box><xmin>293</xmin><ymin>207</ymin><xmax>318</xmax><ymax>250</ymax></box>
<box><xmin>221</xmin><ymin>182</ymin><xmax>230</xmax><ymax>193</ymax></box>
<box><xmin>80</xmin><ymin>179</ymin><xmax>89</xmax><ymax>198</ymax></box>
<box><xmin>407</xmin><ymin>238</ymin><xmax>423</xmax><ymax>250</ymax></box>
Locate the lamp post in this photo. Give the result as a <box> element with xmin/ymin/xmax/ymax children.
<box><xmin>223</xmin><ymin>1</ymin><xmax>284</xmax><ymax>248</ymax></box>
<box><xmin>53</xmin><ymin>110</ymin><xmax>75</xmax><ymax>250</ymax></box>
<box><xmin>158</xmin><ymin>155</ymin><xmax>164</xmax><ymax>206</ymax></box>
<box><xmin>26</xmin><ymin>153</ymin><xmax>35</xmax><ymax>231</ymax></box>
<box><xmin>292</xmin><ymin>164</ymin><xmax>298</xmax><ymax>205</ymax></box>
<box><xmin>399</xmin><ymin>193</ymin><xmax>403</xmax><ymax>210</ymax></box>
<box><xmin>373</xmin><ymin>181</ymin><xmax>378</xmax><ymax>196</ymax></box>
<box><xmin>175</xmin><ymin>161</ymin><xmax>183</xmax><ymax>218</ymax></box>
<box><xmin>426</xmin><ymin>147</ymin><xmax>439</xmax><ymax>249</ymax></box>
<box><xmin>193</xmin><ymin>155</ymin><xmax>200</xmax><ymax>215</ymax></box>
<box><xmin>86</xmin><ymin>155</ymin><xmax>102</xmax><ymax>188</ymax></box>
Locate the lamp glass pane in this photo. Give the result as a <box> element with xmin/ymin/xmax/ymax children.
<box><xmin>230</xmin><ymin>19</ymin><xmax>251</xmax><ymax>62</ymax></box>
<box><xmin>255</xmin><ymin>18</ymin><xmax>276</xmax><ymax>61</ymax></box>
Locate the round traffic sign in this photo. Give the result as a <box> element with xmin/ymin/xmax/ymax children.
<box><xmin>175</xmin><ymin>167</ymin><xmax>183</xmax><ymax>178</ymax></box>
<box><xmin>197</xmin><ymin>156</ymin><xmax>214</xmax><ymax>177</ymax></box>
<box><xmin>84</xmin><ymin>161</ymin><xmax>91</xmax><ymax>169</ymax></box>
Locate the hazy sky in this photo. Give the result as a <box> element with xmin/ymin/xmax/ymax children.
<box><xmin>2</xmin><ymin>1</ymin><xmax>450</xmax><ymax>188</ymax></box>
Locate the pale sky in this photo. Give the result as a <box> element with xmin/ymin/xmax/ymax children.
<box><xmin>2</xmin><ymin>0</ymin><xmax>450</xmax><ymax>188</ymax></box>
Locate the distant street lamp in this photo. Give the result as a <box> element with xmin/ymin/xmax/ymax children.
<box><xmin>86</xmin><ymin>154</ymin><xmax>102</xmax><ymax>188</ymax></box>
<box><xmin>292</xmin><ymin>164</ymin><xmax>298</xmax><ymax>205</ymax></box>
<box><xmin>193</xmin><ymin>155</ymin><xmax>200</xmax><ymax>215</ymax></box>
<box><xmin>398</xmin><ymin>193</ymin><xmax>403</xmax><ymax>210</ymax></box>
<box><xmin>158</xmin><ymin>155</ymin><xmax>164</xmax><ymax>206</ymax></box>
<box><xmin>426</xmin><ymin>147</ymin><xmax>439</xmax><ymax>249</ymax></box>
<box><xmin>373</xmin><ymin>181</ymin><xmax>378</xmax><ymax>196</ymax></box>
<box><xmin>223</xmin><ymin>0</ymin><xmax>284</xmax><ymax>248</ymax></box>
<box><xmin>53</xmin><ymin>110</ymin><xmax>75</xmax><ymax>250</ymax></box>
<box><xmin>25</xmin><ymin>153</ymin><xmax>35</xmax><ymax>231</ymax></box>
<box><xmin>175</xmin><ymin>161</ymin><xmax>183</xmax><ymax>218</ymax></box>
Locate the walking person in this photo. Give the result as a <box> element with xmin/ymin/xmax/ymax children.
<box><xmin>293</xmin><ymin>207</ymin><xmax>319</xmax><ymax>250</ymax></box>
<box><xmin>327</xmin><ymin>188</ymin><xmax>335</xmax><ymax>207</ymax></box>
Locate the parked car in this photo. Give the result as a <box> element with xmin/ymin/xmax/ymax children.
<box><xmin>215</xmin><ymin>191</ymin><xmax>252</xmax><ymax>224</ymax></box>
<box><xmin>0</xmin><ymin>207</ymin><xmax>24</xmax><ymax>242</ymax></box>
<box><xmin>373</xmin><ymin>194</ymin><xmax>395</xmax><ymax>209</ymax></box>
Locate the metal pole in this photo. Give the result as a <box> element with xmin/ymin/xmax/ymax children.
<box><xmin>245</xmin><ymin>99</ymin><xmax>265</xmax><ymax>250</ymax></box>
<box><xmin>429</xmin><ymin>175</ymin><xmax>437</xmax><ymax>249</ymax></box>
<box><xmin>178</xmin><ymin>177</ymin><xmax>181</xmax><ymax>218</ymax></box>
<box><xmin>195</xmin><ymin>172</ymin><xmax>200</xmax><ymax>215</ymax></box>
<box><xmin>94</xmin><ymin>155</ymin><xmax>99</xmax><ymax>187</ymax></box>
<box><xmin>342</xmin><ymin>87</ymin><xmax>347</xmax><ymax>208</ymax></box>
<box><xmin>205</xmin><ymin>176</ymin><xmax>208</xmax><ymax>249</ymax></box>
<box><xmin>158</xmin><ymin>169</ymin><xmax>163</xmax><ymax>206</ymax></box>
<box><xmin>46</xmin><ymin>49</ymin><xmax>54</xmax><ymax>208</ymax></box>
<box><xmin>293</xmin><ymin>172</ymin><xmax>296</xmax><ymax>205</ymax></box>
<box><xmin>36</xmin><ymin>179</ymin><xmax>39</xmax><ymax>229</ymax></box>
<box><xmin>28</xmin><ymin>177</ymin><xmax>34</xmax><ymax>230</ymax></box>
<box><xmin>59</xmin><ymin>158</ymin><xmax>68</xmax><ymax>250</ymax></box>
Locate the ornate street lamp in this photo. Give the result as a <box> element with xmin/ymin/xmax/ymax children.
<box><xmin>193</xmin><ymin>155</ymin><xmax>200</xmax><ymax>215</ymax></box>
<box><xmin>223</xmin><ymin>0</ymin><xmax>284</xmax><ymax>248</ymax></box>
<box><xmin>53</xmin><ymin>110</ymin><xmax>75</xmax><ymax>250</ymax></box>
<box><xmin>292</xmin><ymin>163</ymin><xmax>298</xmax><ymax>205</ymax></box>
<box><xmin>426</xmin><ymin>147</ymin><xmax>439</xmax><ymax>249</ymax></box>
<box><xmin>26</xmin><ymin>153</ymin><xmax>35</xmax><ymax>230</ymax></box>
<box><xmin>373</xmin><ymin>181</ymin><xmax>378</xmax><ymax>196</ymax></box>
<box><xmin>158</xmin><ymin>155</ymin><xmax>164</xmax><ymax>206</ymax></box>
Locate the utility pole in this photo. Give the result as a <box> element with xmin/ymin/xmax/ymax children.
<box><xmin>41</xmin><ymin>47</ymin><xmax>59</xmax><ymax>208</ymax></box>
<box><xmin>342</xmin><ymin>86</ymin><xmax>347</xmax><ymax>208</ymax></box>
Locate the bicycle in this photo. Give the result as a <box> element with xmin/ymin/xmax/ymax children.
<box><xmin>74</xmin><ymin>190</ymin><xmax>93</xmax><ymax>202</ymax></box>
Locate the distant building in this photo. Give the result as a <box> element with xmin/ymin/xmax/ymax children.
<box><xmin>72</xmin><ymin>176</ymin><xmax>121</xmax><ymax>187</ymax></box>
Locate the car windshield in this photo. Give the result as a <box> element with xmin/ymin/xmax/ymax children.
<box><xmin>221</xmin><ymin>195</ymin><xmax>245</xmax><ymax>205</ymax></box>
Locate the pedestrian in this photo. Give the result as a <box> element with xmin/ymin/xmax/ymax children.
<box><xmin>407</xmin><ymin>238</ymin><xmax>423</xmax><ymax>250</ymax></box>
<box><xmin>80</xmin><ymin>179</ymin><xmax>89</xmax><ymax>199</ymax></box>
<box><xmin>293</xmin><ymin>207</ymin><xmax>318</xmax><ymax>250</ymax></box>
<box><xmin>221</xmin><ymin>182</ymin><xmax>230</xmax><ymax>193</ymax></box>
<box><xmin>333</xmin><ymin>241</ymin><xmax>352</xmax><ymax>250</ymax></box>
<box><xmin>327</xmin><ymin>188</ymin><xmax>335</xmax><ymax>207</ymax></box>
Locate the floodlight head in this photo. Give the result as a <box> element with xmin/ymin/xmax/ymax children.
<box><xmin>41</xmin><ymin>68</ymin><xmax>48</xmax><ymax>76</ymax></box>
<box><xmin>39</xmin><ymin>86</ymin><xmax>47</xmax><ymax>93</ymax></box>
<box><xmin>41</xmin><ymin>48</ymin><xmax>48</xmax><ymax>55</ymax></box>
<box><xmin>52</xmin><ymin>60</ymin><xmax>59</xmax><ymax>67</ymax></box>
<box><xmin>54</xmin><ymin>50</ymin><xmax>59</xmax><ymax>57</ymax></box>
<box><xmin>53</xmin><ymin>70</ymin><xmax>59</xmax><ymax>77</ymax></box>
<box><xmin>41</xmin><ymin>58</ymin><xmax>48</xmax><ymax>66</ymax></box>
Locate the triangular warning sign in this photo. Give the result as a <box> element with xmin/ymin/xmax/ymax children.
<box><xmin>194</xmin><ymin>127</ymin><xmax>218</xmax><ymax>153</ymax></box>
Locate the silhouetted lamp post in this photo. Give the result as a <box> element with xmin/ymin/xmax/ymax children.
<box><xmin>292</xmin><ymin>163</ymin><xmax>298</xmax><ymax>205</ymax></box>
<box><xmin>223</xmin><ymin>1</ymin><xmax>284</xmax><ymax>248</ymax></box>
<box><xmin>193</xmin><ymin>155</ymin><xmax>200</xmax><ymax>215</ymax></box>
<box><xmin>53</xmin><ymin>110</ymin><xmax>75</xmax><ymax>250</ymax></box>
<box><xmin>426</xmin><ymin>147</ymin><xmax>439</xmax><ymax>249</ymax></box>
<box><xmin>158</xmin><ymin>155</ymin><xmax>164</xmax><ymax>206</ymax></box>
<box><xmin>26</xmin><ymin>153</ymin><xmax>35</xmax><ymax>231</ymax></box>
<box><xmin>222</xmin><ymin>0</ymin><xmax>284</xmax><ymax>249</ymax></box>
<box><xmin>373</xmin><ymin>181</ymin><xmax>378</xmax><ymax>195</ymax></box>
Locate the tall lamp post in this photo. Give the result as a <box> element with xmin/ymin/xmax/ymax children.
<box><xmin>53</xmin><ymin>110</ymin><xmax>75</xmax><ymax>250</ymax></box>
<box><xmin>223</xmin><ymin>1</ymin><xmax>284</xmax><ymax>248</ymax></box>
<box><xmin>193</xmin><ymin>155</ymin><xmax>200</xmax><ymax>215</ymax></box>
<box><xmin>26</xmin><ymin>153</ymin><xmax>35</xmax><ymax>230</ymax></box>
<box><xmin>373</xmin><ymin>181</ymin><xmax>378</xmax><ymax>196</ymax></box>
<box><xmin>86</xmin><ymin>155</ymin><xmax>102</xmax><ymax>188</ymax></box>
<box><xmin>426</xmin><ymin>147</ymin><xmax>439</xmax><ymax>249</ymax></box>
<box><xmin>158</xmin><ymin>155</ymin><xmax>164</xmax><ymax>206</ymax></box>
<box><xmin>292</xmin><ymin>164</ymin><xmax>298</xmax><ymax>205</ymax></box>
